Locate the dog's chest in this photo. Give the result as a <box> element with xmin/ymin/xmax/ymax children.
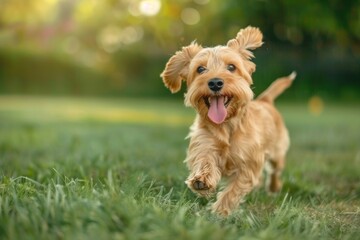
<box><xmin>214</xmin><ymin>127</ymin><xmax>253</xmax><ymax>175</ymax></box>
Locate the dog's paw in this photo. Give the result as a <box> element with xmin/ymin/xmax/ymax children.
<box><xmin>186</xmin><ymin>175</ymin><xmax>215</xmax><ymax>197</ymax></box>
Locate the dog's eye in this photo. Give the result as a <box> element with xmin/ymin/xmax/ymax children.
<box><xmin>197</xmin><ymin>66</ymin><xmax>206</xmax><ymax>74</ymax></box>
<box><xmin>227</xmin><ymin>64</ymin><xmax>236</xmax><ymax>72</ymax></box>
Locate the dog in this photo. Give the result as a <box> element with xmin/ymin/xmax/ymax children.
<box><xmin>160</xmin><ymin>26</ymin><xmax>296</xmax><ymax>216</ymax></box>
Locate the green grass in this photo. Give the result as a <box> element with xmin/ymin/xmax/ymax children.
<box><xmin>0</xmin><ymin>96</ymin><xmax>359</xmax><ymax>240</ymax></box>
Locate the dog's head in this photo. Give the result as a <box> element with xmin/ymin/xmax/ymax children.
<box><xmin>161</xmin><ymin>26</ymin><xmax>263</xmax><ymax>124</ymax></box>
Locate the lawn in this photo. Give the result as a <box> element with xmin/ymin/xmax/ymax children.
<box><xmin>0</xmin><ymin>96</ymin><xmax>359</xmax><ymax>240</ymax></box>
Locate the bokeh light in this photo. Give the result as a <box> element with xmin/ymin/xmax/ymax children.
<box><xmin>181</xmin><ymin>8</ymin><xmax>200</xmax><ymax>25</ymax></box>
<box><xmin>0</xmin><ymin>0</ymin><xmax>358</xmax><ymax>99</ymax></box>
<box><xmin>139</xmin><ymin>0</ymin><xmax>161</xmax><ymax>16</ymax></box>
<box><xmin>308</xmin><ymin>96</ymin><xmax>324</xmax><ymax>116</ymax></box>
<box><xmin>97</xmin><ymin>25</ymin><xmax>123</xmax><ymax>53</ymax></box>
<box><xmin>97</xmin><ymin>25</ymin><xmax>144</xmax><ymax>53</ymax></box>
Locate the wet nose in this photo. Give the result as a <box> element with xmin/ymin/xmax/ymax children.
<box><xmin>208</xmin><ymin>78</ymin><xmax>224</xmax><ymax>92</ymax></box>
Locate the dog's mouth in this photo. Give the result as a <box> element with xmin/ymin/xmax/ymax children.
<box><xmin>203</xmin><ymin>95</ymin><xmax>232</xmax><ymax>124</ymax></box>
<box><xmin>204</xmin><ymin>95</ymin><xmax>232</xmax><ymax>108</ymax></box>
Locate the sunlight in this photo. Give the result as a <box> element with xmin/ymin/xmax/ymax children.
<box><xmin>0</xmin><ymin>96</ymin><xmax>193</xmax><ymax>126</ymax></box>
<box><xmin>139</xmin><ymin>0</ymin><xmax>161</xmax><ymax>16</ymax></box>
<box><xmin>64</xmin><ymin>107</ymin><xmax>193</xmax><ymax>126</ymax></box>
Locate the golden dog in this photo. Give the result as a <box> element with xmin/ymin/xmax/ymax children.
<box><xmin>161</xmin><ymin>26</ymin><xmax>296</xmax><ymax>216</ymax></box>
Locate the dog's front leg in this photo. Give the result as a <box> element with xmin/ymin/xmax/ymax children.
<box><xmin>184</xmin><ymin>137</ymin><xmax>222</xmax><ymax>197</ymax></box>
<box><xmin>212</xmin><ymin>152</ymin><xmax>264</xmax><ymax>216</ymax></box>
<box><xmin>185</xmin><ymin>158</ymin><xmax>221</xmax><ymax>197</ymax></box>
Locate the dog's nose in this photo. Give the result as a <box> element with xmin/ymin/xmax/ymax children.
<box><xmin>208</xmin><ymin>78</ymin><xmax>224</xmax><ymax>92</ymax></box>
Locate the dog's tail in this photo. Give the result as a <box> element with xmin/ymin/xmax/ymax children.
<box><xmin>257</xmin><ymin>71</ymin><xmax>296</xmax><ymax>103</ymax></box>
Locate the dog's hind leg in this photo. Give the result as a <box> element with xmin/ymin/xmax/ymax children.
<box><xmin>263</xmin><ymin>116</ymin><xmax>290</xmax><ymax>193</ymax></box>
<box><xmin>266</xmin><ymin>133</ymin><xmax>289</xmax><ymax>193</ymax></box>
<box><xmin>267</xmin><ymin>156</ymin><xmax>285</xmax><ymax>193</ymax></box>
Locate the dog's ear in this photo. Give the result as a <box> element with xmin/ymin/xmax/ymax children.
<box><xmin>161</xmin><ymin>42</ymin><xmax>202</xmax><ymax>93</ymax></box>
<box><xmin>227</xmin><ymin>26</ymin><xmax>263</xmax><ymax>75</ymax></box>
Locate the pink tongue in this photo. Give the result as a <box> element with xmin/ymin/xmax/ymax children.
<box><xmin>208</xmin><ymin>96</ymin><xmax>227</xmax><ymax>124</ymax></box>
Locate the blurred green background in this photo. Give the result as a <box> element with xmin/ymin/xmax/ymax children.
<box><xmin>0</xmin><ymin>0</ymin><xmax>359</xmax><ymax>101</ymax></box>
